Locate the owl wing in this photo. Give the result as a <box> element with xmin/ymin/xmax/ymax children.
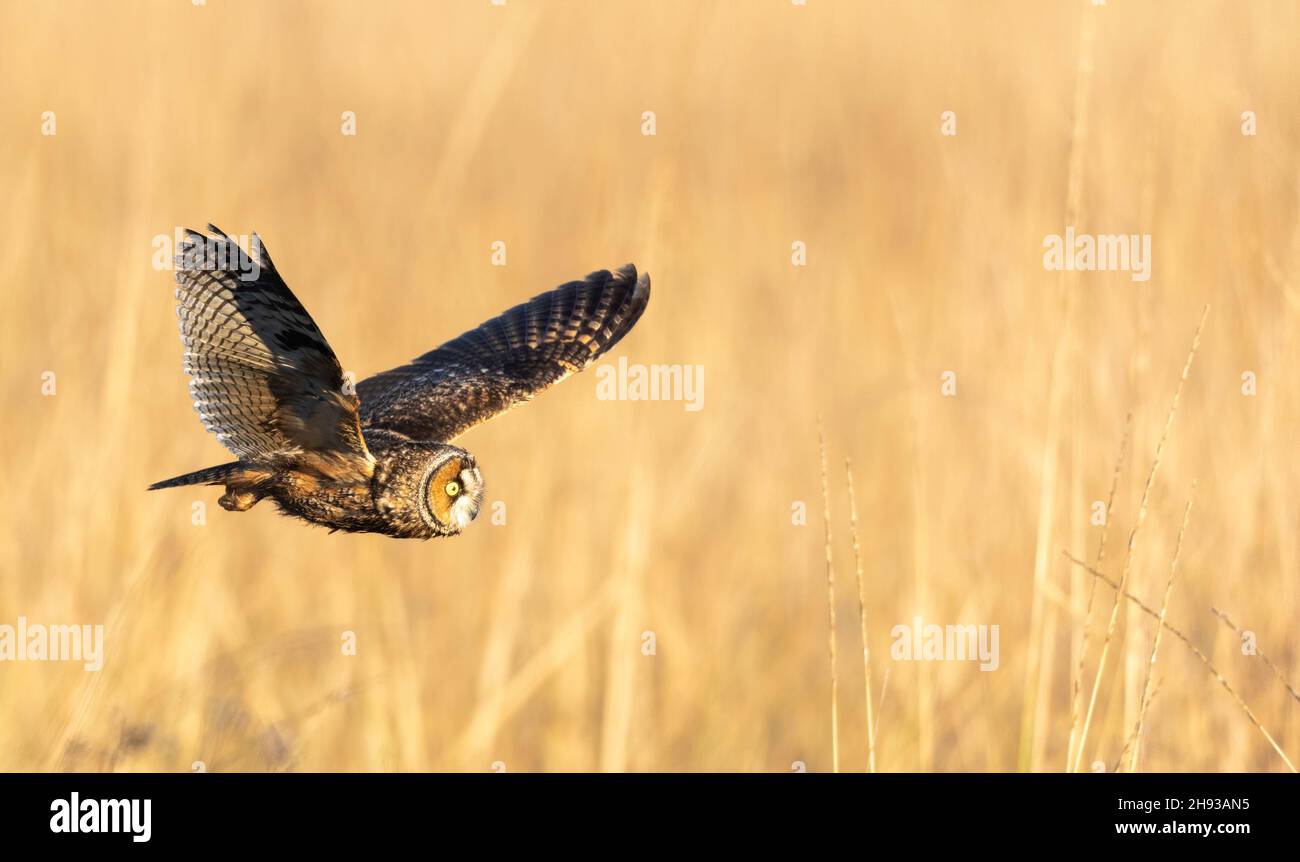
<box><xmin>172</xmin><ymin>226</ymin><xmax>373</xmax><ymax>478</ymax></box>
<box><xmin>357</xmin><ymin>264</ymin><xmax>650</xmax><ymax>442</ymax></box>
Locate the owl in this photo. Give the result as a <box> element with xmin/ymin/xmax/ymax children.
<box><xmin>149</xmin><ymin>226</ymin><xmax>650</xmax><ymax>539</ymax></box>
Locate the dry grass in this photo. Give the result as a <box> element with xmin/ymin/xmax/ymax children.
<box><xmin>1072</xmin><ymin>307</ymin><xmax>1207</xmax><ymax>772</ymax></box>
<box><xmin>1064</xmin><ymin>552</ymin><xmax>1296</xmax><ymax>773</ymax></box>
<box><xmin>1127</xmin><ymin>484</ymin><xmax>1195</xmax><ymax>772</ymax></box>
<box><xmin>2</xmin><ymin>0</ymin><xmax>1299</xmax><ymax>772</ymax></box>
<box><xmin>1065</xmin><ymin>414</ymin><xmax>1128</xmax><ymax>770</ymax></box>
<box><xmin>817</xmin><ymin>418</ymin><xmax>840</xmax><ymax>773</ymax></box>
<box><xmin>1211</xmin><ymin>608</ymin><xmax>1300</xmax><ymax>707</ymax></box>
<box><xmin>845</xmin><ymin>458</ymin><xmax>877</xmax><ymax>773</ymax></box>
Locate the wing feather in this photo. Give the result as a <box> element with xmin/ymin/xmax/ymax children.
<box><xmin>172</xmin><ymin>226</ymin><xmax>372</xmax><ymax>476</ymax></box>
<box><xmin>357</xmin><ymin>264</ymin><xmax>650</xmax><ymax>442</ymax></box>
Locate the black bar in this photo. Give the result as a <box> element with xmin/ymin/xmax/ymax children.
<box><xmin>1</xmin><ymin>773</ymin><xmax>1291</xmax><ymax>848</ymax></box>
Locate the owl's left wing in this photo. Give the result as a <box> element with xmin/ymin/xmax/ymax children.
<box><xmin>357</xmin><ymin>264</ymin><xmax>650</xmax><ymax>442</ymax></box>
<box><xmin>171</xmin><ymin>226</ymin><xmax>374</xmax><ymax>479</ymax></box>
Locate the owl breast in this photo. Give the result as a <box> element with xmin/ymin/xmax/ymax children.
<box><xmin>267</xmin><ymin>469</ymin><xmax>397</xmax><ymax>536</ymax></box>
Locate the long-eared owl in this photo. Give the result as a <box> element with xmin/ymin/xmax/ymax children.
<box><xmin>149</xmin><ymin>226</ymin><xmax>650</xmax><ymax>539</ymax></box>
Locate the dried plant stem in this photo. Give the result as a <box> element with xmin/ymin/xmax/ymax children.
<box><xmin>1027</xmin><ymin>5</ymin><xmax>1095</xmax><ymax>772</ymax></box>
<box><xmin>845</xmin><ymin>458</ymin><xmax>876</xmax><ymax>773</ymax></box>
<box><xmin>1066</xmin><ymin>414</ymin><xmax>1130</xmax><ymax>770</ymax></box>
<box><xmin>1128</xmin><ymin>485</ymin><xmax>1195</xmax><ymax>772</ymax></box>
<box><xmin>818</xmin><ymin>417</ymin><xmax>839</xmax><ymax>773</ymax></box>
<box><xmin>1071</xmin><ymin>306</ymin><xmax>1208</xmax><ymax>773</ymax></box>
<box><xmin>1210</xmin><ymin>609</ymin><xmax>1300</xmax><ymax>706</ymax></box>
<box><xmin>872</xmin><ymin>667</ymin><xmax>890</xmax><ymax>751</ymax></box>
<box><xmin>1063</xmin><ymin>551</ymin><xmax>1296</xmax><ymax>772</ymax></box>
<box><xmin>1114</xmin><ymin>679</ymin><xmax>1162</xmax><ymax>773</ymax></box>
<box><xmin>1032</xmin><ymin>11</ymin><xmax>1102</xmax><ymax>772</ymax></box>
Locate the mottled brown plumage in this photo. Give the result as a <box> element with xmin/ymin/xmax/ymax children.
<box><xmin>150</xmin><ymin>226</ymin><xmax>650</xmax><ymax>539</ymax></box>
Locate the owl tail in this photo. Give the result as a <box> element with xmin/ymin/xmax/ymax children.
<box><xmin>147</xmin><ymin>461</ymin><xmax>242</xmax><ymax>490</ymax></box>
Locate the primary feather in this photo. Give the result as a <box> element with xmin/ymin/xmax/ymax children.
<box><xmin>357</xmin><ymin>264</ymin><xmax>651</xmax><ymax>442</ymax></box>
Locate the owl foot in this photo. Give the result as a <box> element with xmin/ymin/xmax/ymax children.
<box><xmin>219</xmin><ymin>489</ymin><xmax>264</xmax><ymax>512</ymax></box>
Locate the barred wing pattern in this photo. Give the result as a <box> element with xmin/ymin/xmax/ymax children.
<box><xmin>173</xmin><ymin>226</ymin><xmax>372</xmax><ymax>474</ymax></box>
<box><xmin>357</xmin><ymin>264</ymin><xmax>650</xmax><ymax>442</ymax></box>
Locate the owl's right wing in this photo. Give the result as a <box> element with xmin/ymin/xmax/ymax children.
<box><xmin>171</xmin><ymin>226</ymin><xmax>374</xmax><ymax>479</ymax></box>
<box><xmin>357</xmin><ymin>265</ymin><xmax>650</xmax><ymax>442</ymax></box>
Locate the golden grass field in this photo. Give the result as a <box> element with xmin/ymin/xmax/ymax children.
<box><xmin>2</xmin><ymin>0</ymin><xmax>1298</xmax><ymax>772</ymax></box>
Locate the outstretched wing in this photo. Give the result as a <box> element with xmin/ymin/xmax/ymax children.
<box><xmin>171</xmin><ymin>225</ymin><xmax>373</xmax><ymax>477</ymax></box>
<box><xmin>357</xmin><ymin>264</ymin><xmax>650</xmax><ymax>442</ymax></box>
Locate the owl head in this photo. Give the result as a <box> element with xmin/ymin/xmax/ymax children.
<box><xmin>375</xmin><ymin>441</ymin><xmax>485</xmax><ymax>537</ymax></box>
<box><xmin>418</xmin><ymin>446</ymin><xmax>485</xmax><ymax>535</ymax></box>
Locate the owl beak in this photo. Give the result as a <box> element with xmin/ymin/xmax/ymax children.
<box><xmin>455</xmin><ymin>466</ymin><xmax>485</xmax><ymax>525</ymax></box>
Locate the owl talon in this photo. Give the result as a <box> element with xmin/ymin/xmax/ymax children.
<box><xmin>219</xmin><ymin>489</ymin><xmax>262</xmax><ymax>512</ymax></box>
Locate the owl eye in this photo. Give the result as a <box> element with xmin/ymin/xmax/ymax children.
<box><xmin>445</xmin><ymin>480</ymin><xmax>461</xmax><ymax>497</ymax></box>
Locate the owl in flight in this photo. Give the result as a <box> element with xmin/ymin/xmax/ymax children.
<box><xmin>149</xmin><ymin>226</ymin><xmax>650</xmax><ymax>539</ymax></box>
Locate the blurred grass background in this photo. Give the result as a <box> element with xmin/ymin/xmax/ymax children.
<box><xmin>1</xmin><ymin>0</ymin><xmax>1298</xmax><ymax>772</ymax></box>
